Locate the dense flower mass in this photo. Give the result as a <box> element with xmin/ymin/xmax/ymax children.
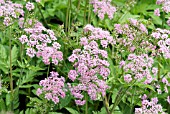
<box><xmin>18</xmin><ymin>19</ymin><xmax>63</xmax><ymax>65</ymax></box>
<box><xmin>0</xmin><ymin>0</ymin><xmax>24</xmax><ymax>26</ymax></box>
<box><xmin>68</xmin><ymin>24</ymin><xmax>114</xmax><ymax>105</ymax></box>
<box><xmin>135</xmin><ymin>95</ymin><xmax>165</xmax><ymax>114</ymax></box>
<box><xmin>151</xmin><ymin>28</ymin><xmax>170</xmax><ymax>58</ymax></box>
<box><xmin>120</xmin><ymin>54</ymin><xmax>157</xmax><ymax>84</ymax></box>
<box><xmin>156</xmin><ymin>0</ymin><xmax>170</xmax><ymax>13</ymax></box>
<box><xmin>36</xmin><ymin>71</ymin><xmax>66</xmax><ymax>104</ymax></box>
<box><xmin>90</xmin><ymin>0</ymin><xmax>116</xmax><ymax>20</ymax></box>
<box><xmin>114</xmin><ymin>19</ymin><xmax>155</xmax><ymax>54</ymax></box>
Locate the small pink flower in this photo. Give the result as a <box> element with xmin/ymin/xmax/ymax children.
<box><xmin>154</xmin><ymin>8</ymin><xmax>160</xmax><ymax>16</ymax></box>
<box><xmin>26</xmin><ymin>2</ymin><xmax>34</xmax><ymax>11</ymax></box>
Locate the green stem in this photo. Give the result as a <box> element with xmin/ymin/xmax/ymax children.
<box><xmin>65</xmin><ymin>0</ymin><xmax>70</xmax><ymax>34</ymax></box>
<box><xmin>47</xmin><ymin>64</ymin><xmax>50</xmax><ymax>78</ymax></box>
<box><xmin>158</xmin><ymin>57</ymin><xmax>161</xmax><ymax>81</ymax></box>
<box><xmin>68</xmin><ymin>0</ymin><xmax>72</xmax><ymax>36</ymax></box>
<box><xmin>162</xmin><ymin>11</ymin><xmax>165</xmax><ymax>29</ymax></box>
<box><xmin>85</xmin><ymin>93</ymin><xmax>88</xmax><ymax>114</ymax></box>
<box><xmin>110</xmin><ymin>81</ymin><xmax>137</xmax><ymax>113</ymax></box>
<box><xmin>84</xmin><ymin>0</ymin><xmax>88</xmax><ymax>25</ymax></box>
<box><xmin>36</xmin><ymin>3</ymin><xmax>49</xmax><ymax>28</ymax></box>
<box><xmin>87</xmin><ymin>0</ymin><xmax>91</xmax><ymax>24</ymax></box>
<box><xmin>73</xmin><ymin>0</ymin><xmax>81</xmax><ymax>23</ymax></box>
<box><xmin>102</xmin><ymin>95</ymin><xmax>111</xmax><ymax>114</ymax></box>
<box><xmin>9</xmin><ymin>26</ymin><xmax>13</xmax><ymax>111</ymax></box>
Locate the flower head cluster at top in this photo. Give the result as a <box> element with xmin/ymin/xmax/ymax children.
<box><xmin>0</xmin><ymin>0</ymin><xmax>24</xmax><ymax>26</ymax></box>
<box><xmin>18</xmin><ymin>19</ymin><xmax>63</xmax><ymax>65</ymax></box>
<box><xmin>120</xmin><ymin>54</ymin><xmax>157</xmax><ymax>84</ymax></box>
<box><xmin>153</xmin><ymin>75</ymin><xmax>170</xmax><ymax>105</ymax></box>
<box><xmin>135</xmin><ymin>95</ymin><xmax>165</xmax><ymax>114</ymax></box>
<box><xmin>154</xmin><ymin>0</ymin><xmax>170</xmax><ymax>26</ymax></box>
<box><xmin>114</xmin><ymin>19</ymin><xmax>155</xmax><ymax>54</ymax></box>
<box><xmin>151</xmin><ymin>28</ymin><xmax>170</xmax><ymax>59</ymax></box>
<box><xmin>90</xmin><ymin>0</ymin><xmax>116</xmax><ymax>20</ymax></box>
<box><xmin>156</xmin><ymin>0</ymin><xmax>170</xmax><ymax>13</ymax></box>
<box><xmin>36</xmin><ymin>71</ymin><xmax>66</xmax><ymax>104</ymax></box>
<box><xmin>68</xmin><ymin>24</ymin><xmax>115</xmax><ymax>105</ymax></box>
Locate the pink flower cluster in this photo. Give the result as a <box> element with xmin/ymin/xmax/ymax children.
<box><xmin>68</xmin><ymin>24</ymin><xmax>114</xmax><ymax>105</ymax></box>
<box><xmin>135</xmin><ymin>96</ymin><xmax>165</xmax><ymax>114</ymax></box>
<box><xmin>156</xmin><ymin>0</ymin><xmax>170</xmax><ymax>13</ymax></box>
<box><xmin>26</xmin><ymin>2</ymin><xmax>34</xmax><ymax>11</ymax></box>
<box><xmin>36</xmin><ymin>71</ymin><xmax>66</xmax><ymax>104</ymax></box>
<box><xmin>151</xmin><ymin>28</ymin><xmax>170</xmax><ymax>58</ymax></box>
<box><xmin>114</xmin><ymin>19</ymin><xmax>152</xmax><ymax>53</ymax></box>
<box><xmin>154</xmin><ymin>76</ymin><xmax>170</xmax><ymax>95</ymax></box>
<box><xmin>0</xmin><ymin>0</ymin><xmax>24</xmax><ymax>26</ymax></box>
<box><xmin>18</xmin><ymin>19</ymin><xmax>63</xmax><ymax>65</ymax></box>
<box><xmin>120</xmin><ymin>54</ymin><xmax>157</xmax><ymax>84</ymax></box>
<box><xmin>129</xmin><ymin>18</ymin><xmax>148</xmax><ymax>34</ymax></box>
<box><xmin>90</xmin><ymin>0</ymin><xmax>116</xmax><ymax>20</ymax></box>
<box><xmin>167</xmin><ymin>18</ymin><xmax>170</xmax><ymax>26</ymax></box>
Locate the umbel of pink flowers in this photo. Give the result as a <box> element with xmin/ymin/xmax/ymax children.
<box><xmin>67</xmin><ymin>24</ymin><xmax>116</xmax><ymax>105</ymax></box>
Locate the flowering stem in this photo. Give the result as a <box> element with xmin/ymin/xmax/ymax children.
<box><xmin>110</xmin><ymin>81</ymin><xmax>137</xmax><ymax>113</ymax></box>
<box><xmin>47</xmin><ymin>64</ymin><xmax>50</xmax><ymax>78</ymax></box>
<box><xmin>157</xmin><ymin>57</ymin><xmax>161</xmax><ymax>81</ymax></box>
<box><xmin>162</xmin><ymin>11</ymin><xmax>165</xmax><ymax>29</ymax></box>
<box><xmin>36</xmin><ymin>3</ymin><xmax>49</xmax><ymax>28</ymax></box>
<box><xmin>87</xmin><ymin>0</ymin><xmax>91</xmax><ymax>24</ymax></box>
<box><xmin>102</xmin><ymin>95</ymin><xmax>111</xmax><ymax>114</ymax></box>
<box><xmin>84</xmin><ymin>0</ymin><xmax>88</xmax><ymax>25</ymax></box>
<box><xmin>65</xmin><ymin>0</ymin><xmax>71</xmax><ymax>34</ymax></box>
<box><xmin>85</xmin><ymin>93</ymin><xmax>88</xmax><ymax>114</ymax></box>
<box><xmin>73</xmin><ymin>0</ymin><xmax>81</xmax><ymax>23</ymax></box>
<box><xmin>9</xmin><ymin>26</ymin><xmax>14</xmax><ymax>111</ymax></box>
<box><xmin>68</xmin><ymin>0</ymin><xmax>72</xmax><ymax>35</ymax></box>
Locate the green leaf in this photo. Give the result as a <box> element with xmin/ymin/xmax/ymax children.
<box><xmin>11</xmin><ymin>45</ymin><xmax>18</xmax><ymax>65</ymax></box>
<box><xmin>0</xmin><ymin>60</ymin><xmax>8</xmax><ymax>74</ymax></box>
<box><xmin>118</xmin><ymin>12</ymin><xmax>140</xmax><ymax>24</ymax></box>
<box><xmin>0</xmin><ymin>98</ymin><xmax>6</xmax><ymax>111</ymax></box>
<box><xmin>19</xmin><ymin>84</ymin><xmax>34</xmax><ymax>88</ymax></box>
<box><xmin>65</xmin><ymin>107</ymin><xmax>79</xmax><ymax>114</ymax></box>
<box><xmin>112</xmin><ymin>89</ymin><xmax>119</xmax><ymax>103</ymax></box>
<box><xmin>49</xmin><ymin>112</ymin><xmax>63</xmax><ymax>114</ymax></box>
<box><xmin>59</xmin><ymin>95</ymin><xmax>71</xmax><ymax>109</ymax></box>
<box><xmin>136</xmin><ymin>83</ymin><xmax>155</xmax><ymax>92</ymax></box>
<box><xmin>6</xmin><ymin>93</ymin><xmax>11</xmax><ymax>107</ymax></box>
<box><xmin>0</xmin><ymin>44</ymin><xmax>7</xmax><ymax>59</ymax></box>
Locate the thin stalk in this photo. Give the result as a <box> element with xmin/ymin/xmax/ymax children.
<box><xmin>87</xmin><ymin>0</ymin><xmax>91</xmax><ymax>24</ymax></box>
<box><xmin>162</xmin><ymin>11</ymin><xmax>165</xmax><ymax>29</ymax></box>
<box><xmin>36</xmin><ymin>3</ymin><xmax>49</xmax><ymax>28</ymax></box>
<box><xmin>9</xmin><ymin>26</ymin><xmax>13</xmax><ymax>111</ymax></box>
<box><xmin>130</xmin><ymin>86</ymin><xmax>136</xmax><ymax>114</ymax></box>
<box><xmin>68</xmin><ymin>0</ymin><xmax>72</xmax><ymax>36</ymax></box>
<box><xmin>84</xmin><ymin>0</ymin><xmax>88</xmax><ymax>25</ymax></box>
<box><xmin>65</xmin><ymin>0</ymin><xmax>70</xmax><ymax>34</ymax></box>
<box><xmin>101</xmin><ymin>95</ymin><xmax>111</xmax><ymax>114</ymax></box>
<box><xmin>110</xmin><ymin>80</ymin><xmax>137</xmax><ymax>113</ymax></box>
<box><xmin>73</xmin><ymin>0</ymin><xmax>81</xmax><ymax>23</ymax></box>
<box><xmin>47</xmin><ymin>64</ymin><xmax>50</xmax><ymax>78</ymax></box>
<box><xmin>157</xmin><ymin>57</ymin><xmax>161</xmax><ymax>81</ymax></box>
<box><xmin>85</xmin><ymin>93</ymin><xmax>88</xmax><ymax>114</ymax></box>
